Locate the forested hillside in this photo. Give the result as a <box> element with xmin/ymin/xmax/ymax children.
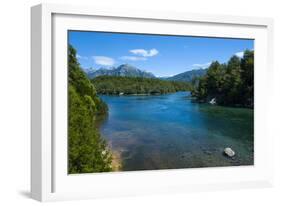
<box><xmin>68</xmin><ymin>45</ymin><xmax>112</xmax><ymax>174</ymax></box>
<box><xmin>92</xmin><ymin>76</ymin><xmax>191</xmax><ymax>95</ymax></box>
<box><xmin>166</xmin><ymin>68</ymin><xmax>207</xmax><ymax>82</ymax></box>
<box><xmin>191</xmin><ymin>50</ymin><xmax>254</xmax><ymax>108</ymax></box>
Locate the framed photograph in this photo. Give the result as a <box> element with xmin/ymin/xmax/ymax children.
<box><xmin>31</xmin><ymin>3</ymin><xmax>274</xmax><ymax>201</ymax></box>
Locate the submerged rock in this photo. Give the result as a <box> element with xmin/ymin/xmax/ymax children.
<box><xmin>203</xmin><ymin>150</ymin><xmax>212</xmax><ymax>155</ymax></box>
<box><xmin>224</xmin><ymin>147</ymin><xmax>235</xmax><ymax>157</ymax></box>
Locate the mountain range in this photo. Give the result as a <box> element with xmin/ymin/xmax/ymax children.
<box><xmin>165</xmin><ymin>68</ymin><xmax>207</xmax><ymax>82</ymax></box>
<box><xmin>84</xmin><ymin>64</ymin><xmax>207</xmax><ymax>82</ymax></box>
<box><xmin>86</xmin><ymin>64</ymin><xmax>155</xmax><ymax>79</ymax></box>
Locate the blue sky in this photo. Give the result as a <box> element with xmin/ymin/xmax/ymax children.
<box><xmin>68</xmin><ymin>31</ymin><xmax>254</xmax><ymax>77</ymax></box>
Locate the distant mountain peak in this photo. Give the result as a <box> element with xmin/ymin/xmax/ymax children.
<box><xmin>85</xmin><ymin>64</ymin><xmax>155</xmax><ymax>79</ymax></box>
<box><xmin>119</xmin><ymin>63</ymin><xmax>131</xmax><ymax>67</ymax></box>
<box><xmin>83</xmin><ymin>67</ymin><xmax>96</xmax><ymax>73</ymax></box>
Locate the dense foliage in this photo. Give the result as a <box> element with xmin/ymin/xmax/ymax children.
<box><xmin>68</xmin><ymin>45</ymin><xmax>112</xmax><ymax>174</ymax></box>
<box><xmin>191</xmin><ymin>50</ymin><xmax>254</xmax><ymax>108</ymax></box>
<box><xmin>92</xmin><ymin>76</ymin><xmax>191</xmax><ymax>95</ymax></box>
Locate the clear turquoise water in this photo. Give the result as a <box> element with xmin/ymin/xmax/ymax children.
<box><xmin>99</xmin><ymin>92</ymin><xmax>254</xmax><ymax>171</ymax></box>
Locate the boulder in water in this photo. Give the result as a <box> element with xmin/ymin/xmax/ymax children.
<box><xmin>224</xmin><ymin>147</ymin><xmax>235</xmax><ymax>157</ymax></box>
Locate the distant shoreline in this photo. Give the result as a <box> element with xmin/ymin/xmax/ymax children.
<box><xmin>98</xmin><ymin>91</ymin><xmax>190</xmax><ymax>96</ymax></box>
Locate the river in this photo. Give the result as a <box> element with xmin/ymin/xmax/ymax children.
<box><xmin>98</xmin><ymin>92</ymin><xmax>254</xmax><ymax>171</ymax></box>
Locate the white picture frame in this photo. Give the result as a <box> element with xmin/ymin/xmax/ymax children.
<box><xmin>31</xmin><ymin>3</ymin><xmax>274</xmax><ymax>202</ymax></box>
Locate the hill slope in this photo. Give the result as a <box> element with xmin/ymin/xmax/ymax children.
<box><xmin>92</xmin><ymin>76</ymin><xmax>191</xmax><ymax>95</ymax></box>
<box><xmin>166</xmin><ymin>69</ymin><xmax>207</xmax><ymax>82</ymax></box>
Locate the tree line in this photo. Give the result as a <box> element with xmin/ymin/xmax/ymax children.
<box><xmin>92</xmin><ymin>76</ymin><xmax>191</xmax><ymax>95</ymax></box>
<box><xmin>68</xmin><ymin>45</ymin><xmax>112</xmax><ymax>174</ymax></box>
<box><xmin>191</xmin><ymin>50</ymin><xmax>254</xmax><ymax>108</ymax></box>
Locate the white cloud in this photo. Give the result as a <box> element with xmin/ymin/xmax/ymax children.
<box><xmin>77</xmin><ymin>54</ymin><xmax>88</xmax><ymax>60</ymax></box>
<box><xmin>235</xmin><ymin>51</ymin><xmax>244</xmax><ymax>58</ymax></box>
<box><xmin>120</xmin><ymin>56</ymin><xmax>147</xmax><ymax>61</ymax></box>
<box><xmin>92</xmin><ymin>56</ymin><xmax>115</xmax><ymax>66</ymax></box>
<box><xmin>130</xmin><ymin>48</ymin><xmax>159</xmax><ymax>57</ymax></box>
<box><xmin>192</xmin><ymin>62</ymin><xmax>211</xmax><ymax>69</ymax></box>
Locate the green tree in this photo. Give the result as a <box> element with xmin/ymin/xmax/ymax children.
<box><xmin>205</xmin><ymin>61</ymin><xmax>225</xmax><ymax>102</ymax></box>
<box><xmin>68</xmin><ymin>45</ymin><xmax>112</xmax><ymax>174</ymax></box>
<box><xmin>221</xmin><ymin>55</ymin><xmax>242</xmax><ymax>105</ymax></box>
<box><xmin>191</xmin><ymin>50</ymin><xmax>254</xmax><ymax>108</ymax></box>
<box><xmin>240</xmin><ymin>50</ymin><xmax>254</xmax><ymax>107</ymax></box>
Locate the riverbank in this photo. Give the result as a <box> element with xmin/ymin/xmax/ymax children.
<box><xmin>111</xmin><ymin>150</ymin><xmax>122</xmax><ymax>171</ymax></box>
<box><xmin>98</xmin><ymin>91</ymin><xmax>189</xmax><ymax>96</ymax></box>
<box><xmin>190</xmin><ymin>97</ymin><xmax>254</xmax><ymax>109</ymax></box>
